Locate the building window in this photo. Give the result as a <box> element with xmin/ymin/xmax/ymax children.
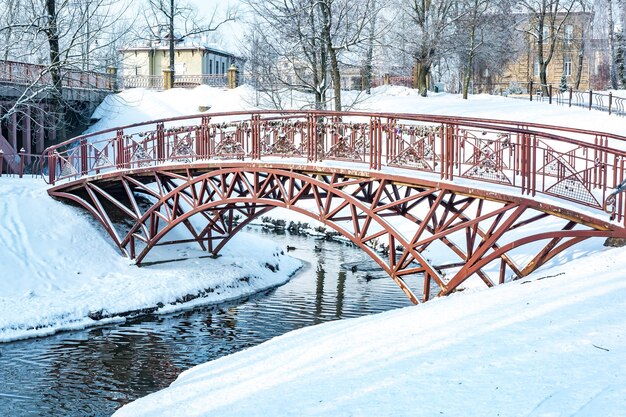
<box><xmin>209</xmin><ymin>60</ymin><xmax>213</xmax><ymax>74</ymax></box>
<box><xmin>564</xmin><ymin>25</ymin><xmax>573</xmax><ymax>45</ymax></box>
<box><xmin>222</xmin><ymin>62</ymin><xmax>225</xmax><ymax>74</ymax></box>
<box><xmin>534</xmin><ymin>58</ymin><xmax>540</xmax><ymax>77</ymax></box>
<box><xmin>542</xmin><ymin>26</ymin><xmax>549</xmax><ymax>43</ymax></box>
<box><xmin>564</xmin><ymin>55</ymin><xmax>572</xmax><ymax>77</ymax></box>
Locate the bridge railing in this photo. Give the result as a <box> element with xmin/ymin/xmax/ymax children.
<box><xmin>0</xmin><ymin>60</ymin><xmax>115</xmax><ymax>90</ymax></box>
<box><xmin>41</xmin><ymin>110</ymin><xmax>626</xmax><ymax>225</ymax></box>
<box><xmin>0</xmin><ymin>149</ymin><xmax>46</xmax><ymax>178</ymax></box>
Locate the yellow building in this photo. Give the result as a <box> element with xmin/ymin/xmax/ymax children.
<box><xmin>500</xmin><ymin>12</ymin><xmax>600</xmax><ymax>91</ymax></box>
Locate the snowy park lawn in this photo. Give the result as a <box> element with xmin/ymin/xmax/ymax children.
<box><xmin>0</xmin><ymin>177</ymin><xmax>301</xmax><ymax>342</ymax></box>
<box><xmin>2</xmin><ymin>85</ymin><xmax>626</xmax><ymax>414</ymax></box>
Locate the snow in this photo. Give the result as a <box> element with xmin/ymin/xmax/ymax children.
<box><xmin>0</xmin><ymin>177</ymin><xmax>301</xmax><ymax>342</ymax></box>
<box><xmin>3</xmin><ymin>84</ymin><xmax>626</xmax><ymax>414</ymax></box>
<box><xmin>113</xmin><ymin>243</ymin><xmax>626</xmax><ymax>417</ymax></box>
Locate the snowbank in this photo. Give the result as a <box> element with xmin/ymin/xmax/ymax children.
<box><xmin>113</xmin><ymin>243</ymin><xmax>626</xmax><ymax>417</ymax></box>
<box><xmin>0</xmin><ymin>178</ymin><xmax>301</xmax><ymax>342</ymax></box>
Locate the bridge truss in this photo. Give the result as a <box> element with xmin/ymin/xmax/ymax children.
<box><xmin>45</xmin><ymin>110</ymin><xmax>626</xmax><ymax>303</ymax></box>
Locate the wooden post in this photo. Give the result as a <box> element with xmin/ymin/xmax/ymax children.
<box><xmin>529</xmin><ymin>81</ymin><xmax>533</xmax><ymax>101</ymax></box>
<box><xmin>589</xmin><ymin>90</ymin><xmax>592</xmax><ymax>110</ymax></box>
<box><xmin>608</xmin><ymin>92</ymin><xmax>613</xmax><ymax>115</ymax></box>
<box><xmin>227</xmin><ymin>64</ymin><xmax>238</xmax><ymax>89</ymax></box>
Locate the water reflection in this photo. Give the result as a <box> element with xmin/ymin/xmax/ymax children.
<box><xmin>0</xmin><ymin>227</ymin><xmax>413</xmax><ymax>416</ymax></box>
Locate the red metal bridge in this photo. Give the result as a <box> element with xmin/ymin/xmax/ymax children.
<box><xmin>40</xmin><ymin>110</ymin><xmax>626</xmax><ymax>304</ymax></box>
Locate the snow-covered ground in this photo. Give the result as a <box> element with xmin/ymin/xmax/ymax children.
<box><xmin>0</xmin><ymin>176</ymin><xmax>301</xmax><ymax>342</ymax></box>
<box><xmin>3</xmin><ymin>84</ymin><xmax>626</xmax><ymax>414</ymax></box>
<box><xmin>113</xmin><ymin>244</ymin><xmax>626</xmax><ymax>417</ymax></box>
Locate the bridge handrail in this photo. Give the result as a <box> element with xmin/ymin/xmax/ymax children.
<box><xmin>0</xmin><ymin>60</ymin><xmax>114</xmax><ymax>91</ymax></box>
<box><xmin>43</xmin><ymin>110</ymin><xmax>626</xmax><ymax>152</ymax></box>
<box><xmin>40</xmin><ymin>110</ymin><xmax>626</xmax><ymax>226</ymax></box>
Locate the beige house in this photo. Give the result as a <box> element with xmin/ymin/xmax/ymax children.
<box><xmin>119</xmin><ymin>37</ymin><xmax>244</xmax><ymax>88</ymax></box>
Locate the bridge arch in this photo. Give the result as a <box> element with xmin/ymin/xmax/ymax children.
<box><xmin>49</xmin><ymin>164</ymin><xmax>619</xmax><ymax>304</ymax></box>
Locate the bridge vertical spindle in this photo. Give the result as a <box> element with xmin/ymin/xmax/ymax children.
<box><xmin>80</xmin><ymin>139</ymin><xmax>88</xmax><ymax>176</ymax></box>
<box><xmin>0</xmin><ymin>150</ymin><xmax>3</xmax><ymax>177</ymax></box>
<box><xmin>530</xmin><ymin>135</ymin><xmax>537</xmax><ymax>197</ymax></box>
<box><xmin>116</xmin><ymin>129</ymin><xmax>124</xmax><ymax>169</ymax></box>
<box><xmin>157</xmin><ymin>123</ymin><xmax>165</xmax><ymax>162</ymax></box>
<box><xmin>251</xmin><ymin>114</ymin><xmax>261</xmax><ymax>160</ymax></box>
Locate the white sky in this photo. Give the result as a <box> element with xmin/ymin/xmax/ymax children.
<box><xmin>186</xmin><ymin>0</ymin><xmax>246</xmax><ymax>52</ymax></box>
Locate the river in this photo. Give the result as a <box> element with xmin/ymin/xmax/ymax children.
<box><xmin>0</xmin><ymin>226</ymin><xmax>413</xmax><ymax>416</ymax></box>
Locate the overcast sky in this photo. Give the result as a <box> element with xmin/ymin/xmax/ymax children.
<box><xmin>186</xmin><ymin>0</ymin><xmax>245</xmax><ymax>52</ymax></box>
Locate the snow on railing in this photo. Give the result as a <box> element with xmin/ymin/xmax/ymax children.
<box><xmin>40</xmin><ymin>111</ymin><xmax>626</xmax><ymax>225</ymax></box>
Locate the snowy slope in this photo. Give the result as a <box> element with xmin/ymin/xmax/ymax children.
<box><xmin>101</xmin><ymin>85</ymin><xmax>626</xmax><ymax>416</ymax></box>
<box><xmin>0</xmin><ymin>178</ymin><xmax>301</xmax><ymax>342</ymax></box>
<box><xmin>113</xmin><ymin>243</ymin><xmax>626</xmax><ymax>417</ymax></box>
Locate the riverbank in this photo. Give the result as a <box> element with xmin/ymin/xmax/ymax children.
<box><xmin>0</xmin><ymin>178</ymin><xmax>302</xmax><ymax>342</ymax></box>
<box><xmin>114</xmin><ymin>240</ymin><xmax>626</xmax><ymax>417</ymax></box>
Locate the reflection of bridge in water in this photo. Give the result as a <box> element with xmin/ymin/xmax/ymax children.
<box><xmin>41</xmin><ymin>110</ymin><xmax>626</xmax><ymax>304</ymax></box>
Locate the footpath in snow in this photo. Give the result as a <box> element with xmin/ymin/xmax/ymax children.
<box><xmin>0</xmin><ymin>178</ymin><xmax>301</xmax><ymax>342</ymax></box>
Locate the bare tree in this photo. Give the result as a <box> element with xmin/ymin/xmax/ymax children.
<box><xmin>401</xmin><ymin>0</ymin><xmax>459</xmax><ymax>97</ymax></box>
<box><xmin>519</xmin><ymin>0</ymin><xmax>579</xmax><ymax>95</ymax></box>
<box><xmin>142</xmin><ymin>0</ymin><xmax>237</xmax><ymax>87</ymax></box>
<box><xmin>0</xmin><ymin>0</ymin><xmax>133</xmax><ymax>142</ymax></box>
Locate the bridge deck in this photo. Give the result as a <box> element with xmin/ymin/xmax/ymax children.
<box><xmin>40</xmin><ymin>110</ymin><xmax>626</xmax><ymax>303</ymax></box>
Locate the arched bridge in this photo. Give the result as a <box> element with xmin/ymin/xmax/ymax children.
<box><xmin>43</xmin><ymin>110</ymin><xmax>626</xmax><ymax>304</ymax></box>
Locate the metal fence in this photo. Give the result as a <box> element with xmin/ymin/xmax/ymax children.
<box><xmin>0</xmin><ymin>60</ymin><xmax>115</xmax><ymax>90</ymax></box>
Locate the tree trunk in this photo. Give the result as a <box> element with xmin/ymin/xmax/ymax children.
<box><xmin>46</xmin><ymin>0</ymin><xmax>65</xmax><ymax>143</ymax></box>
<box><xmin>169</xmin><ymin>0</ymin><xmax>175</xmax><ymax>87</ymax></box>
<box><xmin>363</xmin><ymin>0</ymin><xmax>376</xmax><ymax>94</ymax></box>
<box><xmin>463</xmin><ymin>11</ymin><xmax>477</xmax><ymax>100</ymax></box>
<box><xmin>608</xmin><ymin>0</ymin><xmax>618</xmax><ymax>89</ymax></box>
<box><xmin>320</xmin><ymin>1</ymin><xmax>341</xmax><ymax>111</ymax></box>
<box><xmin>416</xmin><ymin>61</ymin><xmax>430</xmax><ymax>97</ymax></box>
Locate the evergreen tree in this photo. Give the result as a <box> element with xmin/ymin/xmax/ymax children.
<box><xmin>559</xmin><ymin>74</ymin><xmax>568</xmax><ymax>92</ymax></box>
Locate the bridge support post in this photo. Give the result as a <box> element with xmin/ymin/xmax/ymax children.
<box><xmin>36</xmin><ymin>108</ymin><xmax>45</xmax><ymax>154</ymax></box>
<box><xmin>22</xmin><ymin>106</ymin><xmax>31</xmax><ymax>163</ymax></box>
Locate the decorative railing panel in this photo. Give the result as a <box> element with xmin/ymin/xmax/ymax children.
<box><xmin>42</xmin><ymin>111</ymin><xmax>626</xmax><ymax>226</ymax></box>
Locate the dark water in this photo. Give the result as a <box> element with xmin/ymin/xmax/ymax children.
<box><xmin>0</xmin><ymin>227</ymin><xmax>413</xmax><ymax>416</ymax></box>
